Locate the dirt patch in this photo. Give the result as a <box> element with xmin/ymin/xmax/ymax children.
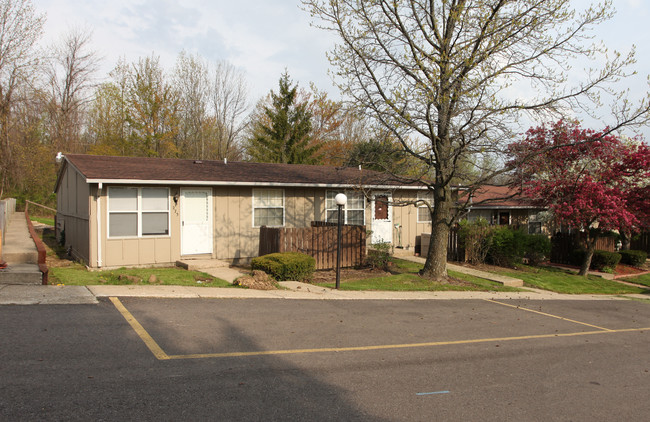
<box><xmin>311</xmin><ymin>268</ymin><xmax>392</xmax><ymax>284</ymax></box>
<box><xmin>310</xmin><ymin>266</ymin><xmax>475</xmax><ymax>287</ymax></box>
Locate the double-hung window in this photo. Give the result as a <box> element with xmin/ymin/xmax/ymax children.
<box><xmin>326</xmin><ymin>191</ymin><xmax>365</xmax><ymax>225</ymax></box>
<box><xmin>417</xmin><ymin>190</ymin><xmax>433</xmax><ymax>223</ymax></box>
<box><xmin>528</xmin><ymin>210</ymin><xmax>543</xmax><ymax>234</ymax></box>
<box><xmin>253</xmin><ymin>189</ymin><xmax>285</xmax><ymax>227</ymax></box>
<box><xmin>108</xmin><ymin>187</ymin><xmax>170</xmax><ymax>237</ymax></box>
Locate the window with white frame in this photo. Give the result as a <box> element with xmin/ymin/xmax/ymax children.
<box><xmin>528</xmin><ymin>210</ymin><xmax>543</xmax><ymax>234</ymax></box>
<box><xmin>253</xmin><ymin>189</ymin><xmax>284</xmax><ymax>227</ymax></box>
<box><xmin>417</xmin><ymin>190</ymin><xmax>433</xmax><ymax>223</ymax></box>
<box><xmin>326</xmin><ymin>191</ymin><xmax>365</xmax><ymax>225</ymax></box>
<box><xmin>108</xmin><ymin>187</ymin><xmax>169</xmax><ymax>237</ymax></box>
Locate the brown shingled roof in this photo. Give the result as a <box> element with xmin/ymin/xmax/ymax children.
<box><xmin>467</xmin><ymin>185</ymin><xmax>537</xmax><ymax>209</ymax></box>
<box><xmin>61</xmin><ymin>154</ymin><xmax>410</xmax><ymax>188</ymax></box>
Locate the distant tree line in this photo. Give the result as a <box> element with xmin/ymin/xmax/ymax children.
<box><xmin>0</xmin><ymin>0</ymin><xmax>406</xmax><ymax>208</ymax></box>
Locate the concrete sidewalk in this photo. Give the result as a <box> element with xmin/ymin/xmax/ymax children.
<box><xmin>1</xmin><ymin>281</ymin><xmax>647</xmax><ymax>305</ymax></box>
<box><xmin>1</xmin><ymin>253</ymin><xmax>648</xmax><ymax>305</ymax></box>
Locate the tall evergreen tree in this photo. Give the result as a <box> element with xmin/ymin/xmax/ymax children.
<box><xmin>247</xmin><ymin>72</ymin><xmax>321</xmax><ymax>164</ymax></box>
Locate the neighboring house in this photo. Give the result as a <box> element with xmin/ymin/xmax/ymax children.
<box><xmin>463</xmin><ymin>185</ymin><xmax>550</xmax><ymax>234</ymax></box>
<box><xmin>55</xmin><ymin>154</ymin><xmax>434</xmax><ymax>268</ymax></box>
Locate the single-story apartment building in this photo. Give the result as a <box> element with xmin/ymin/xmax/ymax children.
<box><xmin>55</xmin><ymin>154</ymin><xmax>437</xmax><ymax>269</ymax></box>
<box><xmin>463</xmin><ymin>185</ymin><xmax>550</xmax><ymax>234</ymax></box>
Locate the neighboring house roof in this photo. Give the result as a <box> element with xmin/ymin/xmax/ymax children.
<box><xmin>56</xmin><ymin>154</ymin><xmax>420</xmax><ymax>190</ymax></box>
<box><xmin>466</xmin><ymin>185</ymin><xmax>540</xmax><ymax>210</ymax></box>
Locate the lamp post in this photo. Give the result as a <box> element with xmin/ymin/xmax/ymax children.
<box><xmin>335</xmin><ymin>193</ymin><xmax>347</xmax><ymax>290</ymax></box>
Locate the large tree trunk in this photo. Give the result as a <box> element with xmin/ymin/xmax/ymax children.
<box><xmin>578</xmin><ymin>235</ymin><xmax>598</xmax><ymax>276</ymax></box>
<box><xmin>420</xmin><ymin>187</ymin><xmax>452</xmax><ymax>281</ymax></box>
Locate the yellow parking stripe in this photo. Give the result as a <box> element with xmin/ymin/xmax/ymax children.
<box><xmin>166</xmin><ymin>328</ymin><xmax>648</xmax><ymax>360</ymax></box>
<box><xmin>110</xmin><ymin>297</ymin><xmax>170</xmax><ymax>360</ymax></box>
<box><xmin>484</xmin><ymin>299</ymin><xmax>613</xmax><ymax>331</ymax></box>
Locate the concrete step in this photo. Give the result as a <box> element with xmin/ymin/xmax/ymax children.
<box><xmin>176</xmin><ymin>259</ymin><xmax>230</xmax><ymax>271</ymax></box>
<box><xmin>0</xmin><ymin>264</ymin><xmax>43</xmax><ymax>285</ymax></box>
<box><xmin>2</xmin><ymin>250</ymin><xmax>38</xmax><ymax>264</ymax></box>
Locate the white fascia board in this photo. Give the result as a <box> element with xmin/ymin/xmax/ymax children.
<box><xmin>84</xmin><ymin>178</ymin><xmax>426</xmax><ymax>190</ymax></box>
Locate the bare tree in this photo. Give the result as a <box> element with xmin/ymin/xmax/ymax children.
<box><xmin>212</xmin><ymin>60</ymin><xmax>248</xmax><ymax>160</ymax></box>
<box><xmin>173</xmin><ymin>50</ymin><xmax>210</xmax><ymax>158</ymax></box>
<box><xmin>303</xmin><ymin>0</ymin><xmax>650</xmax><ymax>281</ymax></box>
<box><xmin>0</xmin><ymin>0</ymin><xmax>44</xmax><ymax>197</ymax></box>
<box><xmin>46</xmin><ymin>27</ymin><xmax>100</xmax><ymax>152</ymax></box>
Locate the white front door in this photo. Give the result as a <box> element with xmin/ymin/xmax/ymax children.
<box><xmin>371</xmin><ymin>192</ymin><xmax>393</xmax><ymax>244</ymax></box>
<box><xmin>181</xmin><ymin>188</ymin><xmax>213</xmax><ymax>255</ymax></box>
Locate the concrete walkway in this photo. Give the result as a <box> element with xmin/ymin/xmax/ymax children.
<box><xmin>398</xmin><ymin>255</ymin><xmax>524</xmax><ymax>287</ymax></box>
<box><xmin>1</xmin><ymin>240</ymin><xmax>647</xmax><ymax>304</ymax></box>
<box><xmin>2</xmin><ymin>273</ymin><xmax>648</xmax><ymax>305</ymax></box>
<box><xmin>2</xmin><ymin>282</ymin><xmax>648</xmax><ymax>305</ymax></box>
<box><xmin>0</xmin><ymin>214</ymin><xmax>42</xmax><ymax>285</ymax></box>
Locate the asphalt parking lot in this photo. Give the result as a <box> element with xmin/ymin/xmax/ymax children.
<box><xmin>1</xmin><ymin>298</ymin><xmax>649</xmax><ymax>421</ymax></box>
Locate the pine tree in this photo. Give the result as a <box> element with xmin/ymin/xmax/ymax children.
<box><xmin>247</xmin><ymin>72</ymin><xmax>321</xmax><ymax>164</ymax></box>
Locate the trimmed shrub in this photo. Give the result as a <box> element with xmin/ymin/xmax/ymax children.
<box><xmin>251</xmin><ymin>252</ymin><xmax>315</xmax><ymax>282</ymax></box>
<box><xmin>524</xmin><ymin>234</ymin><xmax>551</xmax><ymax>266</ymax></box>
<box><xmin>366</xmin><ymin>242</ymin><xmax>391</xmax><ymax>270</ymax></box>
<box><xmin>590</xmin><ymin>250</ymin><xmax>622</xmax><ymax>271</ymax></box>
<box><xmin>619</xmin><ymin>250</ymin><xmax>648</xmax><ymax>267</ymax></box>
<box><xmin>570</xmin><ymin>249</ymin><xmax>586</xmax><ymax>267</ymax></box>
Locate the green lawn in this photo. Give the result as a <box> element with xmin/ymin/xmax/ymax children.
<box><xmin>497</xmin><ymin>266</ymin><xmax>648</xmax><ymax>295</ymax></box>
<box><xmin>30</xmin><ymin>216</ymin><xmax>55</xmax><ymax>226</ymax></box>
<box><xmin>320</xmin><ymin>258</ymin><xmax>524</xmax><ymax>292</ymax></box>
<box><xmin>49</xmin><ymin>264</ymin><xmax>232</xmax><ymax>287</ymax></box>
<box><xmin>619</xmin><ymin>273</ymin><xmax>650</xmax><ymax>288</ymax></box>
<box><xmin>319</xmin><ymin>258</ymin><xmax>649</xmax><ymax>295</ymax></box>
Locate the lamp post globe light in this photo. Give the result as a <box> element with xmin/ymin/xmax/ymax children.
<box><xmin>335</xmin><ymin>193</ymin><xmax>347</xmax><ymax>207</ymax></box>
<box><xmin>335</xmin><ymin>193</ymin><xmax>347</xmax><ymax>289</ymax></box>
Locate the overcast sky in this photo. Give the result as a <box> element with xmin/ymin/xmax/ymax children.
<box><xmin>35</xmin><ymin>0</ymin><xmax>650</xmax><ymax>139</ymax></box>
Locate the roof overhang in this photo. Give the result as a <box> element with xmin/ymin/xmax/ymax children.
<box><xmin>84</xmin><ymin>178</ymin><xmax>428</xmax><ymax>190</ymax></box>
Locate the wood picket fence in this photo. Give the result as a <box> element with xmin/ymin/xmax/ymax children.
<box><xmin>259</xmin><ymin>222</ymin><xmax>366</xmax><ymax>270</ymax></box>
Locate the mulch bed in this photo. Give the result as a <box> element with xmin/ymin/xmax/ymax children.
<box><xmin>613</xmin><ymin>264</ymin><xmax>648</xmax><ymax>279</ymax></box>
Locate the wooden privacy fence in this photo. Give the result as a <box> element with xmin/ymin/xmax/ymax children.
<box><xmin>259</xmin><ymin>222</ymin><xmax>366</xmax><ymax>270</ymax></box>
<box><xmin>551</xmin><ymin>232</ymin><xmax>615</xmax><ymax>265</ymax></box>
<box><xmin>419</xmin><ymin>226</ymin><xmax>463</xmax><ymax>262</ymax></box>
<box><xmin>631</xmin><ymin>232</ymin><xmax>650</xmax><ymax>253</ymax></box>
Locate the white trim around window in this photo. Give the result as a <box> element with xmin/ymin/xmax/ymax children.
<box><xmin>417</xmin><ymin>190</ymin><xmax>433</xmax><ymax>223</ymax></box>
<box><xmin>108</xmin><ymin>186</ymin><xmax>170</xmax><ymax>238</ymax></box>
<box><xmin>253</xmin><ymin>188</ymin><xmax>285</xmax><ymax>227</ymax></box>
<box><xmin>326</xmin><ymin>190</ymin><xmax>365</xmax><ymax>225</ymax></box>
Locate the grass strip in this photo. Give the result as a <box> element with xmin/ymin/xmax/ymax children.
<box><xmin>49</xmin><ymin>264</ymin><xmax>232</xmax><ymax>287</ymax></box>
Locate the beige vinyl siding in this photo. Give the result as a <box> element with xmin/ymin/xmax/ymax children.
<box><xmin>214</xmin><ymin>187</ymin><xmax>326</xmax><ymax>263</ymax></box>
<box><xmin>392</xmin><ymin>190</ymin><xmax>429</xmax><ymax>250</ymax></box>
<box><xmin>101</xmin><ymin>186</ymin><xmax>181</xmax><ymax>268</ymax></box>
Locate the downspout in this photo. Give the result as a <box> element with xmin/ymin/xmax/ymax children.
<box><xmin>97</xmin><ymin>182</ymin><xmax>102</xmax><ymax>268</ymax></box>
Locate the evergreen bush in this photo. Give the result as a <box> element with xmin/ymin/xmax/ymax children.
<box><xmin>618</xmin><ymin>250</ymin><xmax>647</xmax><ymax>267</ymax></box>
<box><xmin>590</xmin><ymin>250</ymin><xmax>622</xmax><ymax>271</ymax></box>
<box><xmin>251</xmin><ymin>252</ymin><xmax>315</xmax><ymax>282</ymax></box>
<box><xmin>524</xmin><ymin>234</ymin><xmax>551</xmax><ymax>265</ymax></box>
<box><xmin>486</xmin><ymin>226</ymin><xmax>526</xmax><ymax>267</ymax></box>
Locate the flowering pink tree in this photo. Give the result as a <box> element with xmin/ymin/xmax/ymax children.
<box><xmin>508</xmin><ymin>121</ymin><xmax>650</xmax><ymax>275</ymax></box>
